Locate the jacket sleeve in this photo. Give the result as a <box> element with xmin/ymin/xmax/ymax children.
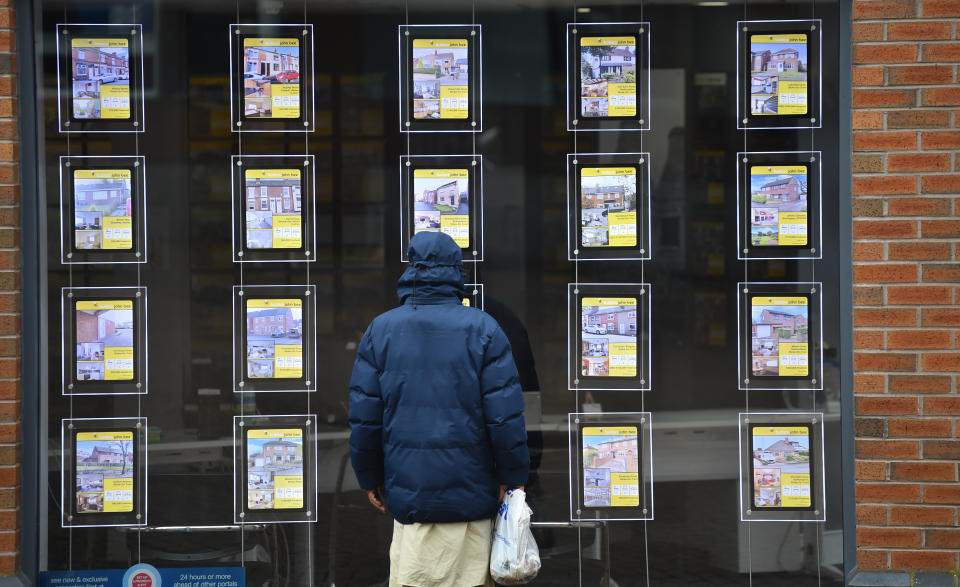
<box><xmin>348</xmin><ymin>327</ymin><xmax>385</xmax><ymax>490</ymax></box>
<box><xmin>479</xmin><ymin>326</ymin><xmax>530</xmax><ymax>486</ymax></box>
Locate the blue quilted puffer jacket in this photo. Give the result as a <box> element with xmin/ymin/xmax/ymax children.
<box><xmin>348</xmin><ymin>231</ymin><xmax>529</xmax><ymax>524</ymax></box>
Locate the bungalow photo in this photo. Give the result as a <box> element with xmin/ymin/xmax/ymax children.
<box><xmin>581</xmin><ymin>427</ymin><xmax>640</xmax><ymax>508</ymax></box>
<box><xmin>75</xmin><ymin>431</ymin><xmax>134</xmax><ymax>513</ymax></box>
<box><xmin>581</xmin><ymin>297</ymin><xmax>638</xmax><ymax>377</ymax></box>
<box><xmin>245</xmin><ymin>299</ymin><xmax>303</xmax><ymax>379</ymax></box>
<box><xmin>75</xmin><ymin>300</ymin><xmax>135</xmax><ymax>381</ymax></box>
<box><xmin>412</xmin><ymin>169</ymin><xmax>470</xmax><ymax>248</ymax></box>
<box><xmin>247</xmin><ymin>429</ymin><xmax>305</xmax><ymax>510</ymax></box>
<box><xmin>242</xmin><ymin>38</ymin><xmax>301</xmax><ymax>119</ymax></box>
<box><xmin>751</xmin><ymin>427</ymin><xmax>812</xmax><ymax>508</ymax></box>
<box><xmin>749</xmin><ymin>34</ymin><xmax>808</xmax><ymax>115</ymax></box>
<box><xmin>579</xmin><ymin>37</ymin><xmax>637</xmax><ymax>118</ymax></box>
<box><xmin>71</xmin><ymin>38</ymin><xmax>131</xmax><ymax>120</ymax></box>
<box><xmin>750</xmin><ymin>165</ymin><xmax>808</xmax><ymax>246</ymax></box>
<box><xmin>73</xmin><ymin>169</ymin><xmax>133</xmax><ymax>250</ymax></box>
<box><xmin>580</xmin><ymin>167</ymin><xmax>638</xmax><ymax>248</ymax></box>
<box><xmin>244</xmin><ymin>169</ymin><xmax>303</xmax><ymax>250</ymax></box>
<box><xmin>411</xmin><ymin>39</ymin><xmax>469</xmax><ymax>120</ymax></box>
<box><xmin>750</xmin><ymin>296</ymin><xmax>809</xmax><ymax>377</ymax></box>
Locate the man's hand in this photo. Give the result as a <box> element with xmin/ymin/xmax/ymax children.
<box><xmin>367</xmin><ymin>486</ymin><xmax>387</xmax><ymax>514</ymax></box>
<box><xmin>499</xmin><ymin>484</ymin><xmax>525</xmax><ymax>502</ymax></box>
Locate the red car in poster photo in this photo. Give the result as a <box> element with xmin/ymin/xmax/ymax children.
<box><xmin>275</xmin><ymin>71</ymin><xmax>299</xmax><ymax>83</ymax></box>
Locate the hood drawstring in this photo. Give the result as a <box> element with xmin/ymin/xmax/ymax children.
<box><xmin>412</xmin><ymin>265</ymin><xmax>419</xmax><ymax>310</ymax></box>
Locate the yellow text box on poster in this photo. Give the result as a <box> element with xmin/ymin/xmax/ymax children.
<box><xmin>779</xmin><ymin>342</ymin><xmax>809</xmax><ymax>376</ymax></box>
<box><xmin>610</xmin><ymin>472</ymin><xmax>640</xmax><ymax>507</ymax></box>
<box><xmin>102</xmin><ymin>215</ymin><xmax>133</xmax><ymax>249</ymax></box>
<box><xmin>99</xmin><ymin>84</ymin><xmax>130</xmax><ymax>119</ymax></box>
<box><xmin>609</xmin><ymin>342</ymin><xmax>637</xmax><ymax>377</ymax></box>
<box><xmin>780</xmin><ymin>473</ymin><xmax>811</xmax><ymax>507</ymax></box>
<box><xmin>275</xmin><ymin>344</ymin><xmax>303</xmax><ymax>378</ymax></box>
<box><xmin>440</xmin><ymin>215</ymin><xmax>469</xmax><ymax>248</ymax></box>
<box><xmin>440</xmin><ymin>85</ymin><xmax>468</xmax><ymax>119</ymax></box>
<box><xmin>608</xmin><ymin>211</ymin><xmax>637</xmax><ymax>247</ymax></box>
<box><xmin>778</xmin><ymin>211</ymin><xmax>808</xmax><ymax>246</ymax></box>
<box><xmin>272</xmin><ymin>214</ymin><xmax>302</xmax><ymax>248</ymax></box>
<box><xmin>274</xmin><ymin>475</ymin><xmax>304</xmax><ymax>509</ymax></box>
<box><xmin>103</xmin><ymin>477</ymin><xmax>134</xmax><ymax>512</ymax></box>
<box><xmin>104</xmin><ymin>345</ymin><xmax>134</xmax><ymax>381</ymax></box>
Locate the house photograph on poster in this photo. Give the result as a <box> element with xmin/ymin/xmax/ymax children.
<box><xmin>750</xmin><ymin>296</ymin><xmax>809</xmax><ymax>377</ymax></box>
<box><xmin>412</xmin><ymin>169</ymin><xmax>469</xmax><ymax>247</ymax></box>
<box><xmin>243</xmin><ymin>38</ymin><xmax>301</xmax><ymax>118</ymax></box>
<box><xmin>580</xmin><ymin>298</ymin><xmax>638</xmax><ymax>378</ymax></box>
<box><xmin>580</xmin><ymin>167</ymin><xmax>637</xmax><ymax>248</ymax></box>
<box><xmin>751</xmin><ymin>426</ymin><xmax>812</xmax><ymax>509</ymax></box>
<box><xmin>75</xmin><ymin>431</ymin><xmax>134</xmax><ymax>514</ymax></box>
<box><xmin>579</xmin><ymin>37</ymin><xmax>637</xmax><ymax>118</ymax></box>
<box><xmin>246</xmin><ymin>429</ymin><xmax>304</xmax><ymax>510</ymax></box>
<box><xmin>749</xmin><ymin>33</ymin><xmax>808</xmax><ymax>116</ymax></box>
<box><xmin>73</xmin><ymin>169</ymin><xmax>133</xmax><ymax>250</ymax></box>
<box><xmin>71</xmin><ymin>38</ymin><xmax>130</xmax><ymax>120</ymax></box>
<box><xmin>245</xmin><ymin>299</ymin><xmax>303</xmax><ymax>379</ymax></box>
<box><xmin>411</xmin><ymin>39</ymin><xmax>469</xmax><ymax>120</ymax></box>
<box><xmin>750</xmin><ymin>165</ymin><xmax>808</xmax><ymax>246</ymax></box>
<box><xmin>581</xmin><ymin>426</ymin><xmax>640</xmax><ymax>508</ymax></box>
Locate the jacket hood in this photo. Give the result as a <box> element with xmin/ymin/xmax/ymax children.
<box><xmin>397</xmin><ymin>232</ymin><xmax>466</xmax><ymax>305</ymax></box>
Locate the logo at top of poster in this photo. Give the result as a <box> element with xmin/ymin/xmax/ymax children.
<box><xmin>124</xmin><ymin>564</ymin><xmax>161</xmax><ymax>587</ymax></box>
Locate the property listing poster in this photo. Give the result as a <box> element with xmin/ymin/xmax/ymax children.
<box><xmin>75</xmin><ymin>430</ymin><xmax>134</xmax><ymax>513</ymax></box>
<box><xmin>751</xmin><ymin>425</ymin><xmax>812</xmax><ymax>508</ymax></box>
<box><xmin>751</xmin><ymin>296</ymin><xmax>809</xmax><ymax>377</ymax></box>
<box><xmin>581</xmin><ymin>167</ymin><xmax>637</xmax><ymax>247</ymax></box>
<box><xmin>581</xmin><ymin>297</ymin><xmax>638</xmax><ymax>377</ymax></box>
<box><xmin>412</xmin><ymin>39</ymin><xmax>469</xmax><ymax>120</ymax></box>
<box><xmin>75</xmin><ymin>300</ymin><xmax>135</xmax><ymax>381</ymax></box>
<box><xmin>579</xmin><ymin>36</ymin><xmax>637</xmax><ymax>118</ymax></box>
<box><xmin>412</xmin><ymin>169</ymin><xmax>469</xmax><ymax>247</ymax></box>
<box><xmin>244</xmin><ymin>169</ymin><xmax>303</xmax><ymax>249</ymax></box>
<box><xmin>246</xmin><ymin>299</ymin><xmax>303</xmax><ymax>379</ymax></box>
<box><xmin>242</xmin><ymin>38</ymin><xmax>301</xmax><ymax>119</ymax></box>
<box><xmin>749</xmin><ymin>34</ymin><xmax>808</xmax><ymax>116</ymax></box>
<box><xmin>750</xmin><ymin>165</ymin><xmax>808</xmax><ymax>246</ymax></box>
<box><xmin>71</xmin><ymin>38</ymin><xmax>131</xmax><ymax>120</ymax></box>
<box><xmin>582</xmin><ymin>426</ymin><xmax>640</xmax><ymax>507</ymax></box>
<box><xmin>247</xmin><ymin>428</ymin><xmax>304</xmax><ymax>510</ymax></box>
<box><xmin>73</xmin><ymin>169</ymin><xmax>133</xmax><ymax>250</ymax></box>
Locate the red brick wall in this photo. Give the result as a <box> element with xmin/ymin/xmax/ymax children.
<box><xmin>853</xmin><ymin>0</ymin><xmax>960</xmax><ymax>573</ymax></box>
<box><xmin>0</xmin><ymin>0</ymin><xmax>16</xmax><ymax>577</ymax></box>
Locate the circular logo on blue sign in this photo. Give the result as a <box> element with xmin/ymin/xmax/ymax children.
<box><xmin>123</xmin><ymin>563</ymin><xmax>161</xmax><ymax>587</ymax></box>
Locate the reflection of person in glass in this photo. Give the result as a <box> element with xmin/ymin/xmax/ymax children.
<box><xmin>349</xmin><ymin>232</ymin><xmax>529</xmax><ymax>587</ymax></box>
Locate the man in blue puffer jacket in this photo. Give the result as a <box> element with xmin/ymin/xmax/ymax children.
<box><xmin>349</xmin><ymin>231</ymin><xmax>530</xmax><ymax>587</ymax></box>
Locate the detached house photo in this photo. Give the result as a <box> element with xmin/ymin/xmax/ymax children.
<box><xmin>247</xmin><ymin>434</ymin><xmax>304</xmax><ymax>510</ymax></box>
<box><xmin>412</xmin><ymin>173</ymin><xmax>469</xmax><ymax>239</ymax></box>
<box><xmin>579</xmin><ymin>43</ymin><xmax>637</xmax><ymax>117</ymax></box>
<box><xmin>749</xmin><ymin>38</ymin><xmax>808</xmax><ymax>114</ymax></box>
<box><xmin>411</xmin><ymin>42</ymin><xmax>469</xmax><ymax>120</ymax></box>
<box><xmin>74</xmin><ymin>437</ymin><xmax>134</xmax><ymax>513</ymax></box>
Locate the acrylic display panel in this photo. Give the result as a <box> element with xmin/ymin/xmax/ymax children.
<box><xmin>399</xmin><ymin>155</ymin><xmax>484</xmax><ymax>262</ymax></box>
<box><xmin>737</xmin><ymin>151</ymin><xmax>822</xmax><ymax>260</ymax></box>
<box><xmin>61</xmin><ymin>287</ymin><xmax>148</xmax><ymax>396</ymax></box>
<box><xmin>569</xmin><ymin>412</ymin><xmax>653</xmax><ymax>521</ymax></box>
<box><xmin>59</xmin><ymin>156</ymin><xmax>147</xmax><ymax>264</ymax></box>
<box><xmin>61</xmin><ymin>417</ymin><xmax>148</xmax><ymax>527</ymax></box>
<box><xmin>737</xmin><ymin>282</ymin><xmax>823</xmax><ymax>391</ymax></box>
<box><xmin>232</xmin><ymin>285</ymin><xmax>317</xmax><ymax>393</ymax></box>
<box><xmin>737</xmin><ymin>20</ymin><xmax>822</xmax><ymax>130</ymax></box>
<box><xmin>229</xmin><ymin>24</ymin><xmax>316</xmax><ymax>132</ymax></box>
<box><xmin>568</xmin><ymin>283</ymin><xmax>651</xmax><ymax>391</ymax></box>
<box><xmin>738</xmin><ymin>412</ymin><xmax>826</xmax><ymax>522</ymax></box>
<box><xmin>233</xmin><ymin>414</ymin><xmax>318</xmax><ymax>524</ymax></box>
<box><xmin>567</xmin><ymin>153</ymin><xmax>651</xmax><ymax>261</ymax></box>
<box><xmin>398</xmin><ymin>24</ymin><xmax>482</xmax><ymax>133</ymax></box>
<box><xmin>566</xmin><ymin>22</ymin><xmax>651</xmax><ymax>132</ymax></box>
<box><xmin>231</xmin><ymin>155</ymin><xmax>317</xmax><ymax>263</ymax></box>
<box><xmin>56</xmin><ymin>24</ymin><xmax>145</xmax><ymax>133</ymax></box>
<box><xmin>463</xmin><ymin>283</ymin><xmax>484</xmax><ymax>310</ymax></box>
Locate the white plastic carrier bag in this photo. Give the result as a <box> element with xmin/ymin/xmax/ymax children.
<box><xmin>489</xmin><ymin>488</ymin><xmax>541</xmax><ymax>585</ymax></box>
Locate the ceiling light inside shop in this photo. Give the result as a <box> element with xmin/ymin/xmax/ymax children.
<box><xmin>696</xmin><ymin>1</ymin><xmax>729</xmax><ymax>5</ymax></box>
<box><xmin>576</xmin><ymin>7</ymin><xmax>591</xmax><ymax>13</ymax></box>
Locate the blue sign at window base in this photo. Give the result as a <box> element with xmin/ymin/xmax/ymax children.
<box><xmin>40</xmin><ymin>565</ymin><xmax>244</xmax><ymax>587</ymax></box>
